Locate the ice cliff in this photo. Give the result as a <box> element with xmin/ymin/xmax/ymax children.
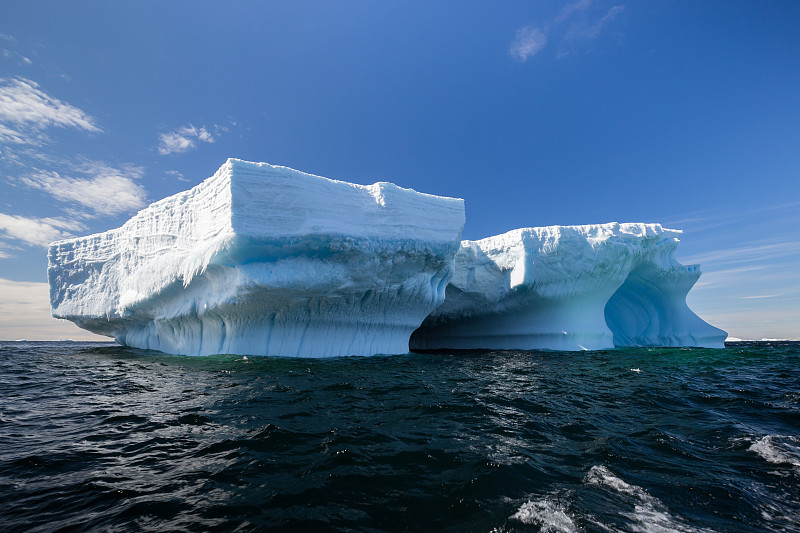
<box><xmin>48</xmin><ymin>159</ymin><xmax>466</xmax><ymax>357</ymax></box>
<box><xmin>410</xmin><ymin>223</ymin><xmax>727</xmax><ymax>351</ymax></box>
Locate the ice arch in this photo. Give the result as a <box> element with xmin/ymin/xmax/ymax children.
<box><xmin>604</xmin><ymin>263</ymin><xmax>726</xmax><ymax>348</ymax></box>
<box><xmin>411</xmin><ymin>223</ymin><xmax>726</xmax><ymax>351</ymax></box>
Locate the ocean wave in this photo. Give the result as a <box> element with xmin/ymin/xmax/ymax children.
<box><xmin>748</xmin><ymin>435</ymin><xmax>800</xmax><ymax>472</ymax></box>
<box><xmin>585</xmin><ymin>465</ymin><xmax>712</xmax><ymax>533</ymax></box>
<box><xmin>510</xmin><ymin>498</ymin><xmax>577</xmax><ymax>532</ymax></box>
<box><xmin>3</xmin><ymin>342</ymin><xmax>799</xmax><ymax>531</ymax></box>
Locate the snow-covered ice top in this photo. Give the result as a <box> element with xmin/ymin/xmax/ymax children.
<box><xmin>49</xmin><ymin>159</ymin><xmax>464</xmax><ymax>318</ymax></box>
<box><xmin>48</xmin><ymin>159</ymin><xmax>465</xmax><ymax>356</ymax></box>
<box><xmin>451</xmin><ymin>223</ymin><xmax>682</xmax><ymax>302</ymax></box>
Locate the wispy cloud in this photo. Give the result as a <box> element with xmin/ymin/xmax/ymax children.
<box><xmin>691</xmin><ymin>265</ymin><xmax>767</xmax><ymax>290</ymax></box>
<box><xmin>157</xmin><ymin>124</ymin><xmax>217</xmax><ymax>155</ymax></box>
<box><xmin>0</xmin><ymin>213</ymin><xmax>85</xmax><ymax>248</ymax></box>
<box><xmin>664</xmin><ymin>201</ymin><xmax>800</xmax><ymax>233</ymax></box>
<box><xmin>0</xmin><ymin>242</ymin><xmax>16</xmax><ymax>259</ymax></box>
<box><xmin>681</xmin><ymin>241</ymin><xmax>800</xmax><ymax>269</ymax></box>
<box><xmin>510</xmin><ymin>1</ymin><xmax>625</xmax><ymax>61</ymax></box>
<box><xmin>563</xmin><ymin>5</ymin><xmax>624</xmax><ymax>43</ymax></box>
<box><xmin>509</xmin><ymin>27</ymin><xmax>548</xmax><ymax>61</ymax></box>
<box><xmin>0</xmin><ymin>77</ymin><xmax>100</xmax><ymax>145</ymax></box>
<box><xmin>0</xmin><ymin>76</ymin><xmax>150</xmax><ymax>262</ymax></box>
<box><xmin>20</xmin><ymin>161</ymin><xmax>147</xmax><ymax>218</ymax></box>
<box><xmin>1</xmin><ymin>34</ymin><xmax>35</xmax><ymax>72</ymax></box>
<box><xmin>555</xmin><ymin>0</ymin><xmax>593</xmax><ymax>23</ymax></box>
<box><xmin>1</xmin><ymin>160</ymin><xmax>146</xmax><ymax>255</ymax></box>
<box><xmin>165</xmin><ymin>169</ymin><xmax>190</xmax><ymax>182</ymax></box>
<box><xmin>2</xmin><ymin>48</ymin><xmax>33</xmax><ymax>66</ymax></box>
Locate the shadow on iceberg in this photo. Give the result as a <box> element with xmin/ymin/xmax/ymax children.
<box><xmin>604</xmin><ymin>263</ymin><xmax>726</xmax><ymax>348</ymax></box>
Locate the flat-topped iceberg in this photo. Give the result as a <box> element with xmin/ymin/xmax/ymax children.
<box><xmin>410</xmin><ymin>223</ymin><xmax>726</xmax><ymax>351</ymax></box>
<box><xmin>48</xmin><ymin>159</ymin><xmax>466</xmax><ymax>357</ymax></box>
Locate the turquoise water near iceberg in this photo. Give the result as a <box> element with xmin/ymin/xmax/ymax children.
<box><xmin>1</xmin><ymin>341</ymin><xmax>799</xmax><ymax>531</ymax></box>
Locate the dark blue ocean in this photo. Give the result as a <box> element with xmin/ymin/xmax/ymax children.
<box><xmin>1</xmin><ymin>341</ymin><xmax>798</xmax><ymax>532</ymax></box>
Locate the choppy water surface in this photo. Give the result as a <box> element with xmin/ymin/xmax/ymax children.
<box><xmin>1</xmin><ymin>341</ymin><xmax>799</xmax><ymax>532</ymax></box>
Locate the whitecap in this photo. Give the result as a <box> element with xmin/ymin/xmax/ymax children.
<box><xmin>510</xmin><ymin>498</ymin><xmax>577</xmax><ymax>532</ymax></box>
<box><xmin>585</xmin><ymin>465</ymin><xmax>712</xmax><ymax>533</ymax></box>
<box><xmin>748</xmin><ymin>435</ymin><xmax>800</xmax><ymax>472</ymax></box>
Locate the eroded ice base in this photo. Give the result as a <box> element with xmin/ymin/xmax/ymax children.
<box><xmin>411</xmin><ymin>223</ymin><xmax>726</xmax><ymax>351</ymax></box>
<box><xmin>67</xmin><ymin>243</ymin><xmax>454</xmax><ymax>357</ymax></box>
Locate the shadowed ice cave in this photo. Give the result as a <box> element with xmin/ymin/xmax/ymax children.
<box><xmin>603</xmin><ymin>263</ymin><xmax>726</xmax><ymax>348</ymax></box>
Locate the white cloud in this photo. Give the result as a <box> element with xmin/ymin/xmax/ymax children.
<box><xmin>2</xmin><ymin>48</ymin><xmax>33</xmax><ymax>66</ymax></box>
<box><xmin>0</xmin><ymin>278</ymin><xmax>109</xmax><ymax>340</ymax></box>
<box><xmin>165</xmin><ymin>169</ymin><xmax>189</xmax><ymax>182</ymax></box>
<box><xmin>0</xmin><ymin>77</ymin><xmax>101</xmax><ymax>145</ymax></box>
<box><xmin>509</xmin><ymin>27</ymin><xmax>548</xmax><ymax>61</ymax></box>
<box><xmin>158</xmin><ymin>124</ymin><xmax>216</xmax><ymax>155</ymax></box>
<box><xmin>0</xmin><ymin>77</ymin><xmax>149</xmax><ymax>245</ymax></box>
<box><xmin>0</xmin><ymin>243</ymin><xmax>15</xmax><ymax>258</ymax></box>
<box><xmin>0</xmin><ymin>122</ymin><xmax>38</xmax><ymax>144</ymax></box>
<box><xmin>555</xmin><ymin>0</ymin><xmax>593</xmax><ymax>23</ymax></box>
<box><xmin>511</xmin><ymin>1</ymin><xmax>625</xmax><ymax>61</ymax></box>
<box><xmin>681</xmin><ymin>241</ymin><xmax>800</xmax><ymax>269</ymax></box>
<box><xmin>0</xmin><ymin>213</ymin><xmax>85</xmax><ymax>248</ymax></box>
<box><xmin>158</xmin><ymin>131</ymin><xmax>193</xmax><ymax>154</ymax></box>
<box><xmin>20</xmin><ymin>161</ymin><xmax>147</xmax><ymax>217</ymax></box>
<box><xmin>564</xmin><ymin>5</ymin><xmax>624</xmax><ymax>42</ymax></box>
<box><xmin>665</xmin><ymin>201</ymin><xmax>800</xmax><ymax>233</ymax></box>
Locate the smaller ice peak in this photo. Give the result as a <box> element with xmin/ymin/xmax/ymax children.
<box><xmin>411</xmin><ymin>222</ymin><xmax>726</xmax><ymax>351</ymax></box>
<box><xmin>453</xmin><ymin>222</ymin><xmax>683</xmax><ymax>294</ymax></box>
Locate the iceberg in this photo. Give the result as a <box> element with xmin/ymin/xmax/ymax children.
<box><xmin>48</xmin><ymin>159</ymin><xmax>466</xmax><ymax>357</ymax></box>
<box><xmin>410</xmin><ymin>223</ymin><xmax>726</xmax><ymax>351</ymax></box>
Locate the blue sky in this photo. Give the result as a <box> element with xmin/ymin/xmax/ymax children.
<box><xmin>1</xmin><ymin>1</ymin><xmax>798</xmax><ymax>340</ymax></box>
